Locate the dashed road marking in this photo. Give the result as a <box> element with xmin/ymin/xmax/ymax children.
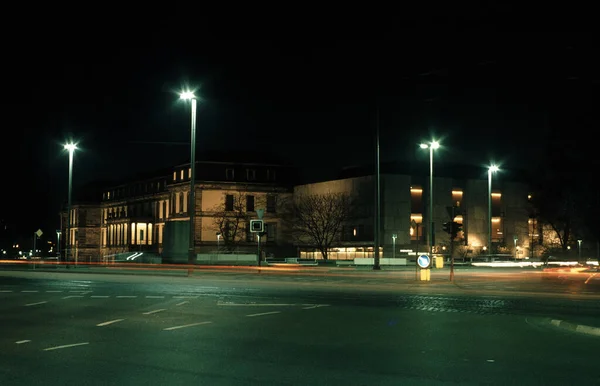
<box><xmin>163</xmin><ymin>321</ymin><xmax>212</xmax><ymax>331</ymax></box>
<box><xmin>173</xmin><ymin>296</ymin><xmax>199</xmax><ymax>299</ymax></box>
<box><xmin>0</xmin><ymin>290</ymin><xmax>13</xmax><ymax>293</ymax></box>
<box><xmin>145</xmin><ymin>296</ymin><xmax>164</xmax><ymax>299</ymax></box>
<box><xmin>302</xmin><ymin>304</ymin><xmax>330</xmax><ymax>309</ymax></box>
<box><xmin>176</xmin><ymin>301</ymin><xmax>189</xmax><ymax>306</ymax></box>
<box><xmin>116</xmin><ymin>296</ymin><xmax>137</xmax><ymax>298</ymax></box>
<box><xmin>22</xmin><ymin>290</ymin><xmax>38</xmax><ymax>293</ymax></box>
<box><xmin>97</xmin><ymin>319</ymin><xmax>125</xmax><ymax>327</ymax></box>
<box><xmin>218</xmin><ymin>302</ymin><xmax>295</xmax><ymax>307</ymax></box>
<box><xmin>246</xmin><ymin>311</ymin><xmax>281</xmax><ymax>317</ymax></box>
<box><xmin>25</xmin><ymin>301</ymin><xmax>47</xmax><ymax>307</ymax></box>
<box><xmin>16</xmin><ymin>340</ymin><xmax>31</xmax><ymax>344</ymax></box>
<box><xmin>143</xmin><ymin>309</ymin><xmax>166</xmax><ymax>315</ymax></box>
<box><xmin>91</xmin><ymin>295</ymin><xmax>109</xmax><ymax>298</ymax></box>
<box><xmin>43</xmin><ymin>342</ymin><xmax>89</xmax><ymax>351</ymax></box>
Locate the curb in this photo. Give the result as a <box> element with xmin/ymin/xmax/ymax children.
<box><xmin>548</xmin><ymin>318</ymin><xmax>600</xmax><ymax>337</ymax></box>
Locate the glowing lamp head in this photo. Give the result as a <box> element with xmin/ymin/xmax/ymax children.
<box><xmin>179</xmin><ymin>91</ymin><xmax>196</xmax><ymax>100</ymax></box>
<box><xmin>431</xmin><ymin>141</ymin><xmax>440</xmax><ymax>149</ymax></box>
<box><xmin>64</xmin><ymin>143</ymin><xmax>77</xmax><ymax>152</ymax></box>
<box><xmin>489</xmin><ymin>165</ymin><xmax>499</xmax><ymax>173</ymax></box>
<box><xmin>419</xmin><ymin>144</ymin><xmax>428</xmax><ymax>149</ymax></box>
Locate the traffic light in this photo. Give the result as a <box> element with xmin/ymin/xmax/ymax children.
<box><xmin>442</xmin><ymin>222</ymin><xmax>451</xmax><ymax>234</ymax></box>
<box><xmin>443</xmin><ymin>221</ymin><xmax>463</xmax><ymax>240</ymax></box>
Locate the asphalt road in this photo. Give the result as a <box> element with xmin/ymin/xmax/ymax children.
<box><xmin>1</xmin><ymin>270</ymin><xmax>598</xmax><ymax>385</ymax></box>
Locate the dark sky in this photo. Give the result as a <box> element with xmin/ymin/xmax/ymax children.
<box><xmin>1</xmin><ymin>9</ymin><xmax>597</xmax><ymax>239</ymax></box>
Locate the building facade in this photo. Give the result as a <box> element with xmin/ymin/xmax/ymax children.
<box><xmin>64</xmin><ymin>160</ymin><xmax>295</xmax><ymax>262</ymax></box>
<box><xmin>294</xmin><ymin>168</ymin><xmax>533</xmax><ymax>261</ymax></box>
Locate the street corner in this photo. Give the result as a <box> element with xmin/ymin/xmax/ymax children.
<box><xmin>540</xmin><ymin>317</ymin><xmax>600</xmax><ymax>338</ymax></box>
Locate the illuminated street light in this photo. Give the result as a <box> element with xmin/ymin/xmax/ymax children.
<box><xmin>179</xmin><ymin>90</ymin><xmax>198</xmax><ymax>273</ymax></box>
<box><xmin>488</xmin><ymin>165</ymin><xmax>499</xmax><ymax>255</ymax></box>
<box><xmin>419</xmin><ymin>140</ymin><xmax>441</xmax><ymax>266</ymax></box>
<box><xmin>63</xmin><ymin>143</ymin><xmax>77</xmax><ymax>265</ymax></box>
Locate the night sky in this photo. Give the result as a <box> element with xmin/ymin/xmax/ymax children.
<box><xmin>2</xmin><ymin>10</ymin><xmax>597</xmax><ymax>241</ymax></box>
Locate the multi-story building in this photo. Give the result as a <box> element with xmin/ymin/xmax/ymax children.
<box><xmin>61</xmin><ymin>203</ymin><xmax>102</xmax><ymax>263</ymax></box>
<box><xmin>63</xmin><ymin>159</ymin><xmax>535</xmax><ymax>263</ymax></box>
<box><xmin>64</xmin><ymin>158</ymin><xmax>296</xmax><ymax>262</ymax></box>
<box><xmin>294</xmin><ymin>163</ymin><xmax>533</xmax><ymax>260</ymax></box>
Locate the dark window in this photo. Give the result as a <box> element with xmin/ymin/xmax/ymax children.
<box><xmin>266</xmin><ymin>195</ymin><xmax>277</xmax><ymax>213</ymax></box>
<box><xmin>225</xmin><ymin>195</ymin><xmax>234</xmax><ymax>211</ymax></box>
<box><xmin>266</xmin><ymin>223</ymin><xmax>277</xmax><ymax>241</ymax></box>
<box><xmin>246</xmin><ymin>169</ymin><xmax>256</xmax><ymax>181</ymax></box>
<box><xmin>246</xmin><ymin>195</ymin><xmax>255</xmax><ymax>212</ymax></box>
<box><xmin>226</xmin><ymin>168</ymin><xmax>235</xmax><ymax>180</ymax></box>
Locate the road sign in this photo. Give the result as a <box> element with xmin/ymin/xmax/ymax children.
<box><xmin>35</xmin><ymin>229</ymin><xmax>43</xmax><ymax>238</ymax></box>
<box><xmin>256</xmin><ymin>209</ymin><xmax>264</xmax><ymax>220</ymax></box>
<box><xmin>250</xmin><ymin>219</ymin><xmax>264</xmax><ymax>233</ymax></box>
<box><xmin>417</xmin><ymin>254</ymin><xmax>430</xmax><ymax>269</ymax></box>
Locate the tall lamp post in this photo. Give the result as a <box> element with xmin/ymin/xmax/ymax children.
<box><xmin>577</xmin><ymin>239</ymin><xmax>582</xmax><ymax>262</ymax></box>
<box><xmin>487</xmin><ymin>165</ymin><xmax>499</xmax><ymax>256</ymax></box>
<box><xmin>64</xmin><ymin>143</ymin><xmax>77</xmax><ymax>266</ymax></box>
<box><xmin>420</xmin><ymin>141</ymin><xmax>440</xmax><ymax>264</ymax></box>
<box><xmin>392</xmin><ymin>234</ymin><xmax>397</xmax><ymax>259</ymax></box>
<box><xmin>180</xmin><ymin>91</ymin><xmax>197</xmax><ymax>273</ymax></box>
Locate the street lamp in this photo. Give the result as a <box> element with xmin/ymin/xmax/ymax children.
<box><xmin>392</xmin><ymin>234</ymin><xmax>397</xmax><ymax>259</ymax></box>
<box><xmin>64</xmin><ymin>143</ymin><xmax>77</xmax><ymax>265</ymax></box>
<box><xmin>420</xmin><ymin>141</ymin><xmax>440</xmax><ymax>264</ymax></box>
<box><xmin>578</xmin><ymin>239</ymin><xmax>582</xmax><ymax>262</ymax></box>
<box><xmin>180</xmin><ymin>90</ymin><xmax>198</xmax><ymax>272</ymax></box>
<box><xmin>513</xmin><ymin>235</ymin><xmax>518</xmax><ymax>259</ymax></box>
<box><xmin>487</xmin><ymin>165</ymin><xmax>499</xmax><ymax>255</ymax></box>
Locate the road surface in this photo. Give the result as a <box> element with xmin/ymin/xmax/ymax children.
<box><xmin>0</xmin><ymin>270</ymin><xmax>598</xmax><ymax>385</ymax></box>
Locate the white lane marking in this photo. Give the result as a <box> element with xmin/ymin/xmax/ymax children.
<box><xmin>91</xmin><ymin>295</ymin><xmax>109</xmax><ymax>298</ymax></box>
<box><xmin>0</xmin><ymin>290</ymin><xmax>14</xmax><ymax>293</ymax></box>
<box><xmin>143</xmin><ymin>309</ymin><xmax>166</xmax><ymax>315</ymax></box>
<box><xmin>176</xmin><ymin>301</ymin><xmax>189</xmax><ymax>306</ymax></box>
<box><xmin>218</xmin><ymin>302</ymin><xmax>296</xmax><ymax>307</ymax></box>
<box><xmin>302</xmin><ymin>304</ymin><xmax>330</xmax><ymax>310</ymax></box>
<box><xmin>46</xmin><ymin>290</ymin><xmax>62</xmax><ymax>293</ymax></box>
<box><xmin>43</xmin><ymin>342</ymin><xmax>89</xmax><ymax>351</ymax></box>
<box><xmin>116</xmin><ymin>295</ymin><xmax>137</xmax><ymax>298</ymax></box>
<box><xmin>22</xmin><ymin>290</ymin><xmax>38</xmax><ymax>293</ymax></box>
<box><xmin>62</xmin><ymin>296</ymin><xmax>83</xmax><ymax>299</ymax></box>
<box><xmin>97</xmin><ymin>319</ymin><xmax>125</xmax><ymax>326</ymax></box>
<box><xmin>246</xmin><ymin>311</ymin><xmax>281</xmax><ymax>317</ymax></box>
<box><xmin>145</xmin><ymin>296</ymin><xmax>164</xmax><ymax>299</ymax></box>
<box><xmin>16</xmin><ymin>340</ymin><xmax>31</xmax><ymax>344</ymax></box>
<box><xmin>173</xmin><ymin>296</ymin><xmax>199</xmax><ymax>299</ymax></box>
<box><xmin>163</xmin><ymin>321</ymin><xmax>212</xmax><ymax>331</ymax></box>
<box><xmin>25</xmin><ymin>301</ymin><xmax>47</xmax><ymax>306</ymax></box>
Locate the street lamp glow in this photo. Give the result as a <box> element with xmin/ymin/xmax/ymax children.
<box><xmin>431</xmin><ymin>141</ymin><xmax>440</xmax><ymax>149</ymax></box>
<box><xmin>180</xmin><ymin>91</ymin><xmax>196</xmax><ymax>100</ymax></box>
<box><xmin>64</xmin><ymin>143</ymin><xmax>77</xmax><ymax>152</ymax></box>
<box><xmin>419</xmin><ymin>143</ymin><xmax>428</xmax><ymax>149</ymax></box>
<box><xmin>489</xmin><ymin>165</ymin><xmax>499</xmax><ymax>173</ymax></box>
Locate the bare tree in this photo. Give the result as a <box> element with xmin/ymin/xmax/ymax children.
<box><xmin>209</xmin><ymin>191</ymin><xmax>265</xmax><ymax>252</ymax></box>
<box><xmin>291</xmin><ymin>193</ymin><xmax>353</xmax><ymax>260</ymax></box>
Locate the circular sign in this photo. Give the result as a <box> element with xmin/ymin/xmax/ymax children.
<box><xmin>417</xmin><ymin>254</ymin><xmax>431</xmax><ymax>268</ymax></box>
